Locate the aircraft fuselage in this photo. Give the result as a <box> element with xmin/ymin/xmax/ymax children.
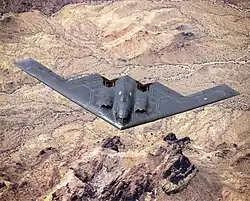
<box><xmin>112</xmin><ymin>76</ymin><xmax>137</xmax><ymax>124</ymax></box>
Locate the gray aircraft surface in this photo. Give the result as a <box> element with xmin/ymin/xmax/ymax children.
<box><xmin>15</xmin><ymin>58</ymin><xmax>239</xmax><ymax>130</ymax></box>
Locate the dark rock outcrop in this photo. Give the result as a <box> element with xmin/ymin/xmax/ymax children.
<box><xmin>102</xmin><ymin>136</ymin><xmax>125</xmax><ymax>152</ymax></box>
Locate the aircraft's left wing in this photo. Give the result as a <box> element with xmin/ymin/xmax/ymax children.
<box><xmin>15</xmin><ymin>58</ymin><xmax>115</xmax><ymax>124</ymax></box>
<box><xmin>123</xmin><ymin>82</ymin><xmax>239</xmax><ymax>129</ymax></box>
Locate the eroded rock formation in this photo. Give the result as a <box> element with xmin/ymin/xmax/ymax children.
<box><xmin>48</xmin><ymin>133</ymin><xmax>198</xmax><ymax>201</ymax></box>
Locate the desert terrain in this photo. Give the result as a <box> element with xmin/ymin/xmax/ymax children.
<box><xmin>0</xmin><ymin>0</ymin><xmax>250</xmax><ymax>200</ymax></box>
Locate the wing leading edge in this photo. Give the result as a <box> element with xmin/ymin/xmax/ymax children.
<box><xmin>123</xmin><ymin>82</ymin><xmax>239</xmax><ymax>129</ymax></box>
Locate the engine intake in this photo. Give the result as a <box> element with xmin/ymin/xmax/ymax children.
<box><xmin>134</xmin><ymin>91</ymin><xmax>148</xmax><ymax>113</ymax></box>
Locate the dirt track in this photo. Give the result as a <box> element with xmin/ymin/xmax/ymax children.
<box><xmin>0</xmin><ymin>0</ymin><xmax>250</xmax><ymax>201</ymax></box>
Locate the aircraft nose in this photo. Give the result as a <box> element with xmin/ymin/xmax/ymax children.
<box><xmin>117</xmin><ymin>116</ymin><xmax>129</xmax><ymax>124</ymax></box>
<box><xmin>117</xmin><ymin>117</ymin><xmax>129</xmax><ymax>124</ymax></box>
<box><xmin>116</xmin><ymin>110</ymin><xmax>130</xmax><ymax>124</ymax></box>
<box><xmin>118</xmin><ymin>110</ymin><xmax>128</xmax><ymax>119</ymax></box>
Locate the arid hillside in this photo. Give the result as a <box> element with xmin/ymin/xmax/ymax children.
<box><xmin>0</xmin><ymin>0</ymin><xmax>250</xmax><ymax>201</ymax></box>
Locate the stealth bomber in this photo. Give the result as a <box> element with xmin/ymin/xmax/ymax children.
<box><xmin>15</xmin><ymin>58</ymin><xmax>239</xmax><ymax>130</ymax></box>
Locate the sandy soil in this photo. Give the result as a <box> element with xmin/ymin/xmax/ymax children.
<box><xmin>0</xmin><ymin>0</ymin><xmax>250</xmax><ymax>200</ymax></box>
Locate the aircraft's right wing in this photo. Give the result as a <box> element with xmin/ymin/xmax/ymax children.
<box><xmin>178</xmin><ymin>84</ymin><xmax>239</xmax><ymax>110</ymax></box>
<box><xmin>123</xmin><ymin>82</ymin><xmax>239</xmax><ymax>129</ymax></box>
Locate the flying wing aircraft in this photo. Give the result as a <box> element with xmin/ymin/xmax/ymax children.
<box><xmin>15</xmin><ymin>58</ymin><xmax>239</xmax><ymax>130</ymax></box>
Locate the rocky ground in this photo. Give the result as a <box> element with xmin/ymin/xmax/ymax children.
<box><xmin>0</xmin><ymin>0</ymin><xmax>250</xmax><ymax>200</ymax></box>
<box><xmin>0</xmin><ymin>0</ymin><xmax>119</xmax><ymax>16</ymax></box>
